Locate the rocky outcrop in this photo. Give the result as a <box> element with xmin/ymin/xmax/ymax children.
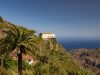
<box><xmin>71</xmin><ymin>48</ymin><xmax>100</xmax><ymax>75</ymax></box>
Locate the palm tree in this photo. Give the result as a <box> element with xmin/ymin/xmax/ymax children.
<box><xmin>0</xmin><ymin>39</ymin><xmax>7</xmax><ymax>67</ymax></box>
<box><xmin>1</xmin><ymin>25</ymin><xmax>39</xmax><ymax>75</ymax></box>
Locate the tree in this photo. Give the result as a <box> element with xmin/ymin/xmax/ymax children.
<box><xmin>0</xmin><ymin>16</ymin><xmax>3</xmax><ymax>22</ymax></box>
<box><xmin>1</xmin><ymin>25</ymin><xmax>39</xmax><ymax>75</ymax></box>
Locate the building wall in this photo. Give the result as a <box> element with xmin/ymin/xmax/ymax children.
<box><xmin>40</xmin><ymin>33</ymin><xmax>56</xmax><ymax>39</ymax></box>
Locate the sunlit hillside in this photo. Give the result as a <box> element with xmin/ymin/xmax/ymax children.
<box><xmin>0</xmin><ymin>17</ymin><xmax>93</xmax><ymax>75</ymax></box>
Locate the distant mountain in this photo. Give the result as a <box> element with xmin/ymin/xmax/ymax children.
<box><xmin>70</xmin><ymin>48</ymin><xmax>100</xmax><ymax>75</ymax></box>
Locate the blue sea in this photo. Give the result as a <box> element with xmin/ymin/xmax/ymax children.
<box><xmin>57</xmin><ymin>37</ymin><xmax>100</xmax><ymax>51</ymax></box>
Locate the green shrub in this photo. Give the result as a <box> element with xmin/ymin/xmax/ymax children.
<box><xmin>3</xmin><ymin>56</ymin><xmax>17</xmax><ymax>69</ymax></box>
<box><xmin>0</xmin><ymin>16</ymin><xmax>3</xmax><ymax>22</ymax></box>
<box><xmin>0</xmin><ymin>66</ymin><xmax>7</xmax><ymax>75</ymax></box>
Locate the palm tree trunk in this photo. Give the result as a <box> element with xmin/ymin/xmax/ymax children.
<box><xmin>0</xmin><ymin>59</ymin><xmax>1</xmax><ymax>66</ymax></box>
<box><xmin>18</xmin><ymin>50</ymin><xmax>22</xmax><ymax>75</ymax></box>
<box><xmin>0</xmin><ymin>57</ymin><xmax>3</xmax><ymax>67</ymax></box>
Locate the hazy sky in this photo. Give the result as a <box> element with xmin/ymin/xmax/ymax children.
<box><xmin>0</xmin><ymin>0</ymin><xmax>100</xmax><ymax>38</ymax></box>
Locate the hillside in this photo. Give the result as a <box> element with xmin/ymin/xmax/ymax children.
<box><xmin>0</xmin><ymin>17</ymin><xmax>93</xmax><ymax>75</ymax></box>
<box><xmin>71</xmin><ymin>48</ymin><xmax>100</xmax><ymax>75</ymax></box>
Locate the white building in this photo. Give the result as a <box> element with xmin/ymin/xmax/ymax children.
<box><xmin>26</xmin><ymin>59</ymin><xmax>34</xmax><ymax>65</ymax></box>
<box><xmin>40</xmin><ymin>32</ymin><xmax>56</xmax><ymax>39</ymax></box>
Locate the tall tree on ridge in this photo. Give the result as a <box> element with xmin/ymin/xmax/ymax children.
<box><xmin>1</xmin><ymin>25</ymin><xmax>39</xmax><ymax>75</ymax></box>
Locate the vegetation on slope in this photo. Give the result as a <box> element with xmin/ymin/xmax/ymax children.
<box><xmin>0</xmin><ymin>17</ymin><xmax>93</xmax><ymax>75</ymax></box>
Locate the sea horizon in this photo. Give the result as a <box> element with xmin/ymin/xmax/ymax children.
<box><xmin>57</xmin><ymin>37</ymin><xmax>100</xmax><ymax>51</ymax></box>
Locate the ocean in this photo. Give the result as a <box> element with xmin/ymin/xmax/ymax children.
<box><xmin>57</xmin><ymin>37</ymin><xmax>100</xmax><ymax>51</ymax></box>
